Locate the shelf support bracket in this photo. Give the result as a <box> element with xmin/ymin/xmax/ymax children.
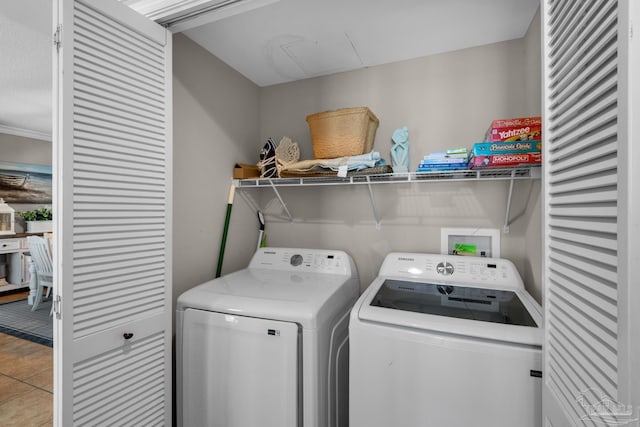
<box><xmin>503</xmin><ymin>170</ymin><xmax>516</xmax><ymax>234</ymax></box>
<box><xmin>269</xmin><ymin>179</ymin><xmax>293</xmax><ymax>222</ymax></box>
<box><xmin>236</xmin><ymin>188</ymin><xmax>260</xmax><ymax>214</ymax></box>
<box><xmin>366</xmin><ymin>177</ymin><xmax>382</xmax><ymax>229</ymax></box>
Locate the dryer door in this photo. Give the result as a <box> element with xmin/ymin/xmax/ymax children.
<box><xmin>181</xmin><ymin>308</ymin><xmax>300</xmax><ymax>427</ymax></box>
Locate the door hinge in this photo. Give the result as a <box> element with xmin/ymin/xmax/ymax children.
<box><xmin>53</xmin><ymin>25</ymin><xmax>62</xmax><ymax>52</ymax></box>
<box><xmin>53</xmin><ymin>294</ymin><xmax>61</xmax><ymax>319</ymax></box>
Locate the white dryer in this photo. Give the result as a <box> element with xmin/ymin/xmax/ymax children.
<box><xmin>349</xmin><ymin>253</ymin><xmax>542</xmax><ymax>427</ymax></box>
<box><xmin>176</xmin><ymin>248</ymin><xmax>359</xmax><ymax>427</ymax></box>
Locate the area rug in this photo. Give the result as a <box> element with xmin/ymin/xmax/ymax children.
<box><xmin>0</xmin><ymin>298</ymin><xmax>53</xmax><ymax>347</ymax></box>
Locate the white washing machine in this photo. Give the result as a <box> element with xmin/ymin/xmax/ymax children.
<box><xmin>349</xmin><ymin>253</ymin><xmax>542</xmax><ymax>427</ymax></box>
<box><xmin>176</xmin><ymin>247</ymin><xmax>359</xmax><ymax>427</ymax></box>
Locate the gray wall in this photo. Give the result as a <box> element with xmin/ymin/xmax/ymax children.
<box><xmin>0</xmin><ymin>133</ymin><xmax>51</xmax><ymax>166</ymax></box>
<box><xmin>254</xmin><ymin>20</ymin><xmax>543</xmax><ymax>300</ymax></box>
<box><xmin>172</xmin><ymin>34</ymin><xmax>260</xmax><ymax>315</ymax></box>
<box><xmin>521</xmin><ymin>8</ymin><xmax>542</xmax><ymax>302</ymax></box>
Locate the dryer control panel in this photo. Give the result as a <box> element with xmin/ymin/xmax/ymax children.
<box><xmin>249</xmin><ymin>247</ymin><xmax>353</xmax><ymax>275</ymax></box>
<box><xmin>378</xmin><ymin>253</ymin><xmax>523</xmax><ymax>289</ymax></box>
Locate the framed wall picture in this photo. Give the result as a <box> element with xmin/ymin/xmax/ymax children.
<box><xmin>0</xmin><ymin>160</ymin><xmax>52</xmax><ymax>204</ymax></box>
<box><xmin>441</xmin><ymin>227</ymin><xmax>500</xmax><ymax>258</ymax></box>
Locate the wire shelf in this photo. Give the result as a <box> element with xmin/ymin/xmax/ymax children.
<box><xmin>231</xmin><ymin>165</ymin><xmax>541</xmax><ymax>232</ymax></box>
<box><xmin>233</xmin><ymin>166</ymin><xmax>541</xmax><ymax>188</ymax></box>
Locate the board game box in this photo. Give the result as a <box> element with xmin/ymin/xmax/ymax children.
<box><xmin>485</xmin><ymin>116</ymin><xmax>542</xmax><ymax>142</ymax></box>
<box><xmin>472</xmin><ymin>140</ymin><xmax>541</xmax><ymax>156</ymax></box>
<box><xmin>470</xmin><ymin>152</ymin><xmax>542</xmax><ymax>168</ymax></box>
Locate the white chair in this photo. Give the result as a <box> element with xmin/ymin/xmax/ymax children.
<box><xmin>26</xmin><ymin>236</ymin><xmax>53</xmax><ymax>313</ymax></box>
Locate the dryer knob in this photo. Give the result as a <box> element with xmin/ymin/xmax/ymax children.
<box><xmin>290</xmin><ymin>254</ymin><xmax>303</xmax><ymax>266</ymax></box>
<box><xmin>436</xmin><ymin>262</ymin><xmax>454</xmax><ymax>276</ymax></box>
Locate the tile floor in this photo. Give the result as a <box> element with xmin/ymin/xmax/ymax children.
<box><xmin>0</xmin><ymin>291</ymin><xmax>53</xmax><ymax>426</ymax></box>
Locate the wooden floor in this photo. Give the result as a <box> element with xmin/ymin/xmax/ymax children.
<box><xmin>0</xmin><ymin>291</ymin><xmax>53</xmax><ymax>426</ymax></box>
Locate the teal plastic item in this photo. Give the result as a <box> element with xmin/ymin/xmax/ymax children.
<box><xmin>391</xmin><ymin>127</ymin><xmax>410</xmax><ymax>173</ymax></box>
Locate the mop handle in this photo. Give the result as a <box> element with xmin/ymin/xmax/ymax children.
<box><xmin>216</xmin><ymin>184</ymin><xmax>236</xmax><ymax>278</ymax></box>
<box><xmin>256</xmin><ymin>210</ymin><xmax>265</xmax><ymax>250</ymax></box>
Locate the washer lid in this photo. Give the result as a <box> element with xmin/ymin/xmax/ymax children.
<box><xmin>357</xmin><ymin>277</ymin><xmax>542</xmax><ymax>347</ymax></box>
<box><xmin>372</xmin><ymin>279</ymin><xmax>537</xmax><ymax>327</ymax></box>
<box><xmin>177</xmin><ymin>267</ymin><xmax>357</xmax><ymax>329</ymax></box>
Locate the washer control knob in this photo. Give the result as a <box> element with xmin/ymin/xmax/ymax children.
<box><xmin>290</xmin><ymin>254</ymin><xmax>303</xmax><ymax>266</ymax></box>
<box><xmin>436</xmin><ymin>262</ymin><xmax>454</xmax><ymax>276</ymax></box>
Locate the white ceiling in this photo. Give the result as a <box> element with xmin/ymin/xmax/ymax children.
<box><xmin>0</xmin><ymin>0</ymin><xmax>538</xmax><ymax>139</ymax></box>
<box><xmin>0</xmin><ymin>0</ymin><xmax>53</xmax><ymax>139</ymax></box>
<box><xmin>184</xmin><ymin>0</ymin><xmax>540</xmax><ymax>87</ymax></box>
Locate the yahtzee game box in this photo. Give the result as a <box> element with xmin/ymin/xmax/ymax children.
<box><xmin>485</xmin><ymin>116</ymin><xmax>542</xmax><ymax>142</ymax></box>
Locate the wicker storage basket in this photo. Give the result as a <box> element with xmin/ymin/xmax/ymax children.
<box><xmin>306</xmin><ymin>107</ymin><xmax>379</xmax><ymax>159</ymax></box>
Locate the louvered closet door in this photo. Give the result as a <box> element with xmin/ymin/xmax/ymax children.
<box><xmin>542</xmin><ymin>1</ymin><xmax>639</xmax><ymax>426</ymax></box>
<box><xmin>53</xmin><ymin>0</ymin><xmax>172</xmax><ymax>425</ymax></box>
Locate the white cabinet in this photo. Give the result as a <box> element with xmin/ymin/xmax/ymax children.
<box><xmin>0</xmin><ymin>236</ymin><xmax>31</xmax><ymax>288</ymax></box>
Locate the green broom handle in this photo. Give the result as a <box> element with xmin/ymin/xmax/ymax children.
<box><xmin>216</xmin><ymin>184</ymin><xmax>236</xmax><ymax>278</ymax></box>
